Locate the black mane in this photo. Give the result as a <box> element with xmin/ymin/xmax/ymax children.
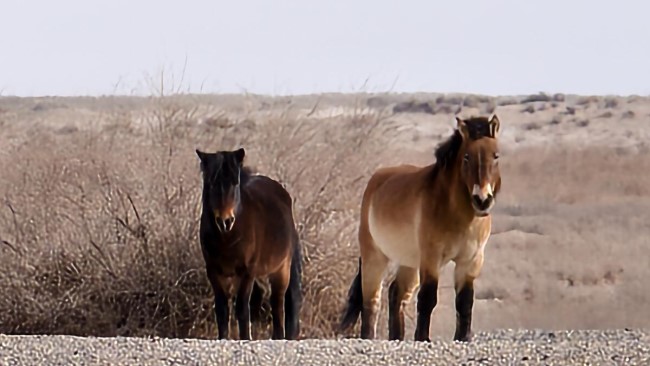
<box><xmin>240</xmin><ymin>166</ymin><xmax>254</xmax><ymax>186</ymax></box>
<box><xmin>199</xmin><ymin>151</ymin><xmax>255</xmax><ymax>186</ymax></box>
<box><xmin>433</xmin><ymin>117</ymin><xmax>493</xmax><ymax>171</ymax></box>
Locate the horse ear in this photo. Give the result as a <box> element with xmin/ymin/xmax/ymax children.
<box><xmin>196</xmin><ymin>149</ymin><xmax>207</xmax><ymax>162</ymax></box>
<box><xmin>489</xmin><ymin>114</ymin><xmax>500</xmax><ymax>138</ymax></box>
<box><xmin>456</xmin><ymin>117</ymin><xmax>470</xmax><ymax>140</ymax></box>
<box><xmin>234</xmin><ymin>148</ymin><xmax>245</xmax><ymax>164</ymax></box>
<box><xmin>196</xmin><ymin>149</ymin><xmax>210</xmax><ymax>171</ymax></box>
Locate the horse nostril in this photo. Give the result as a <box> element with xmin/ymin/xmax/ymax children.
<box><xmin>472</xmin><ymin>195</ymin><xmax>483</xmax><ymax>208</ymax></box>
<box><xmin>472</xmin><ymin>194</ymin><xmax>493</xmax><ymax>211</ymax></box>
<box><xmin>484</xmin><ymin>194</ymin><xmax>493</xmax><ymax>207</ymax></box>
<box><xmin>224</xmin><ymin>217</ymin><xmax>235</xmax><ymax>230</ymax></box>
<box><xmin>215</xmin><ymin>217</ymin><xmax>226</xmax><ymax>232</ymax></box>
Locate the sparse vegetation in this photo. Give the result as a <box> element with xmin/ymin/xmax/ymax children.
<box><xmin>604</xmin><ymin>98</ymin><xmax>619</xmax><ymax>109</ymax></box>
<box><xmin>521</xmin><ymin>93</ymin><xmax>552</xmax><ymax>104</ymax></box>
<box><xmin>563</xmin><ymin>106</ymin><xmax>577</xmax><ymax>115</ymax></box>
<box><xmin>522</xmin><ymin>105</ymin><xmax>536</xmax><ymax>114</ymax></box>
<box><xmin>523</xmin><ymin>122</ymin><xmax>542</xmax><ymax>130</ymax></box>
<box><xmin>622</xmin><ymin>110</ymin><xmax>636</xmax><ymax>119</ymax></box>
<box><xmin>1</xmin><ymin>93</ymin><xmax>649</xmax><ymax>342</ymax></box>
<box><xmin>496</xmin><ymin>97</ymin><xmax>519</xmax><ymax>106</ymax></box>
<box><xmin>576</xmin><ymin>96</ymin><xmax>599</xmax><ymax>106</ymax></box>
<box><xmin>393</xmin><ymin>100</ymin><xmax>434</xmax><ymax>114</ymax></box>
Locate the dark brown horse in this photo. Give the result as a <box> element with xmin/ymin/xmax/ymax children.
<box><xmin>340</xmin><ymin>115</ymin><xmax>502</xmax><ymax>342</ymax></box>
<box><xmin>196</xmin><ymin>147</ymin><xmax>302</xmax><ymax>340</ymax></box>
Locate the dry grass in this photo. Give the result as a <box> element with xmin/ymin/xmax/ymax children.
<box><xmin>1</xmin><ymin>93</ymin><xmax>649</xmax><ymax>341</ymax></box>
<box><xmin>0</xmin><ymin>97</ymin><xmax>392</xmax><ymax>339</ymax></box>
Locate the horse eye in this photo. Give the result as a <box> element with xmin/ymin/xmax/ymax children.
<box><xmin>494</xmin><ymin>153</ymin><xmax>500</xmax><ymax>160</ymax></box>
<box><xmin>463</xmin><ymin>153</ymin><xmax>470</xmax><ymax>162</ymax></box>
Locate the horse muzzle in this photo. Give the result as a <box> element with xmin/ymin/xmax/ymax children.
<box><xmin>215</xmin><ymin>216</ymin><xmax>236</xmax><ymax>233</ymax></box>
<box><xmin>471</xmin><ymin>184</ymin><xmax>495</xmax><ymax>216</ymax></box>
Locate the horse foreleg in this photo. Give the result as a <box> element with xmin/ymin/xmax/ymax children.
<box><xmin>235</xmin><ymin>276</ymin><xmax>254</xmax><ymax>340</ymax></box>
<box><xmin>207</xmin><ymin>270</ymin><xmax>231</xmax><ymax>340</ymax></box>
<box><xmin>453</xmin><ymin>254</ymin><xmax>484</xmax><ymax>342</ymax></box>
<box><xmin>414</xmin><ymin>262</ymin><xmax>440</xmax><ymax>342</ymax></box>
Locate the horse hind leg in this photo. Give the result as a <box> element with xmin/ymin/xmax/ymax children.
<box><xmin>388</xmin><ymin>266</ymin><xmax>418</xmax><ymax>341</ymax></box>
<box><xmin>269</xmin><ymin>261</ymin><xmax>291</xmax><ymax>340</ymax></box>
<box><xmin>284</xmin><ymin>233</ymin><xmax>303</xmax><ymax>340</ymax></box>
<box><xmin>360</xmin><ymin>243</ymin><xmax>389</xmax><ymax>339</ymax></box>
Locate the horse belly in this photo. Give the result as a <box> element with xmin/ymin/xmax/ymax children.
<box><xmin>368</xmin><ymin>209</ymin><xmax>420</xmax><ymax>268</ymax></box>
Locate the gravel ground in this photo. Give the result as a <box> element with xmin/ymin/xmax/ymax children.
<box><xmin>1</xmin><ymin>329</ymin><xmax>648</xmax><ymax>365</ymax></box>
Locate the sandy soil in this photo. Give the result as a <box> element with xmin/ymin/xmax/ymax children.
<box><xmin>1</xmin><ymin>330</ymin><xmax>649</xmax><ymax>365</ymax></box>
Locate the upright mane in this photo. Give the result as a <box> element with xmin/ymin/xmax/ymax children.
<box><xmin>240</xmin><ymin>166</ymin><xmax>254</xmax><ymax>186</ymax></box>
<box><xmin>433</xmin><ymin>130</ymin><xmax>463</xmax><ymax>170</ymax></box>
<box><xmin>433</xmin><ymin>116</ymin><xmax>494</xmax><ymax>171</ymax></box>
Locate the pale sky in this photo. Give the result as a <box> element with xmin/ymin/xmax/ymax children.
<box><xmin>1</xmin><ymin>0</ymin><xmax>649</xmax><ymax>97</ymax></box>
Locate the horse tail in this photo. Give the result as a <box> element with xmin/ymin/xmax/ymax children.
<box><xmin>284</xmin><ymin>229</ymin><xmax>303</xmax><ymax>339</ymax></box>
<box><xmin>339</xmin><ymin>257</ymin><xmax>363</xmax><ymax>332</ymax></box>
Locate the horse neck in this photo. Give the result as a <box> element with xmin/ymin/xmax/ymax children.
<box><xmin>427</xmin><ymin>162</ymin><xmax>474</xmax><ymax>224</ymax></box>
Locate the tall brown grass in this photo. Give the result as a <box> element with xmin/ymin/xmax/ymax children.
<box><xmin>0</xmin><ymin>97</ymin><xmax>392</xmax><ymax>339</ymax></box>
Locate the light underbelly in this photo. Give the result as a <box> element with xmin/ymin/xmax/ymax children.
<box><xmin>368</xmin><ymin>205</ymin><xmax>420</xmax><ymax>268</ymax></box>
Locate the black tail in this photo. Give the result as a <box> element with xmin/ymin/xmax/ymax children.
<box><xmin>339</xmin><ymin>257</ymin><xmax>363</xmax><ymax>333</ymax></box>
<box><xmin>285</xmin><ymin>230</ymin><xmax>303</xmax><ymax>339</ymax></box>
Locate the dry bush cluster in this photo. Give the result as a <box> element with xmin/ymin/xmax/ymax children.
<box><xmin>0</xmin><ymin>98</ymin><xmax>392</xmax><ymax>339</ymax></box>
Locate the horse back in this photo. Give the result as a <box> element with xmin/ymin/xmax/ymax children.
<box><xmin>245</xmin><ymin>174</ymin><xmax>293</xmax><ymax>215</ymax></box>
<box><xmin>361</xmin><ymin>164</ymin><xmax>426</xmax><ymax>219</ymax></box>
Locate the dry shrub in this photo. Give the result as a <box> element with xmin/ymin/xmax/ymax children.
<box><xmin>522</xmin><ymin>105</ymin><xmax>536</xmax><ymax>114</ymax></box>
<box><xmin>392</xmin><ymin>100</ymin><xmax>434</xmax><ymax>115</ymax></box>
<box><xmin>552</xmin><ymin>93</ymin><xmax>566</xmax><ymax>102</ymax></box>
<box><xmin>521</xmin><ymin>93</ymin><xmax>552</xmax><ymax>104</ymax></box>
<box><xmin>524</xmin><ymin>122</ymin><xmax>542</xmax><ymax>130</ymax></box>
<box><xmin>496</xmin><ymin>97</ymin><xmax>520</xmax><ymax>106</ymax></box>
<box><xmin>604</xmin><ymin>98</ymin><xmax>619</xmax><ymax>109</ymax></box>
<box><xmin>0</xmin><ymin>98</ymin><xmax>391</xmax><ymax>339</ymax></box>
<box><xmin>576</xmin><ymin>96</ymin><xmax>600</xmax><ymax>106</ymax></box>
<box><xmin>622</xmin><ymin>110</ymin><xmax>635</xmax><ymax>119</ymax></box>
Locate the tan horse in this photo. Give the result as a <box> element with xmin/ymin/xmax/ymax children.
<box><xmin>340</xmin><ymin>115</ymin><xmax>502</xmax><ymax>342</ymax></box>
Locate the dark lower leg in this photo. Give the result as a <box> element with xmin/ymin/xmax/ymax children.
<box><xmin>454</xmin><ymin>282</ymin><xmax>474</xmax><ymax>342</ymax></box>
<box><xmin>388</xmin><ymin>279</ymin><xmax>404</xmax><ymax>341</ymax></box>
<box><xmin>270</xmin><ymin>270</ymin><xmax>289</xmax><ymax>340</ymax></box>
<box><xmin>214</xmin><ymin>287</ymin><xmax>230</xmax><ymax>339</ymax></box>
<box><xmin>414</xmin><ymin>276</ymin><xmax>438</xmax><ymax>342</ymax></box>
<box><xmin>270</xmin><ymin>291</ymin><xmax>285</xmax><ymax>340</ymax></box>
<box><xmin>235</xmin><ymin>277</ymin><xmax>254</xmax><ymax>340</ymax></box>
<box><xmin>207</xmin><ymin>272</ymin><xmax>230</xmax><ymax>340</ymax></box>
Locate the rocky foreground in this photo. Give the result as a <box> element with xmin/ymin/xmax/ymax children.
<box><xmin>1</xmin><ymin>329</ymin><xmax>648</xmax><ymax>365</ymax></box>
